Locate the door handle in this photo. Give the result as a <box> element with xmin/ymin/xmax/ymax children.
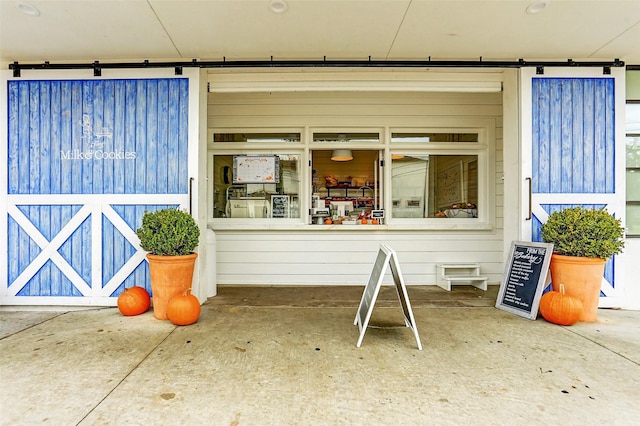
<box><xmin>189</xmin><ymin>177</ymin><xmax>194</xmax><ymax>215</ymax></box>
<box><xmin>525</xmin><ymin>177</ymin><xmax>532</xmax><ymax>221</ymax></box>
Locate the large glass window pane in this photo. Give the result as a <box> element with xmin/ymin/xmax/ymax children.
<box><xmin>213</xmin><ymin>133</ymin><xmax>300</xmax><ymax>143</ymax></box>
<box><xmin>212</xmin><ymin>154</ymin><xmax>300</xmax><ymax>218</ymax></box>
<box><xmin>391</xmin><ymin>154</ymin><xmax>478</xmax><ymax>218</ymax></box>
<box><xmin>626</xmin><ymin>205</ymin><xmax>640</xmax><ymax>236</ymax></box>
<box><xmin>311</xmin><ymin>150</ymin><xmax>380</xmax><ymax>224</ymax></box>
<box><xmin>627</xmin><ymin>161</ymin><xmax>640</xmax><ymax>199</ymax></box>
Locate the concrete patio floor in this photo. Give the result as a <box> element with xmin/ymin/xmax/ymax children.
<box><xmin>1</xmin><ymin>285</ymin><xmax>639</xmax><ymax>426</ymax></box>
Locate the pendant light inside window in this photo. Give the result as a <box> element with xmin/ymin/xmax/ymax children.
<box><xmin>331</xmin><ymin>149</ymin><xmax>353</xmax><ymax>161</ymax></box>
<box><xmin>331</xmin><ymin>134</ymin><xmax>352</xmax><ymax>161</ymax></box>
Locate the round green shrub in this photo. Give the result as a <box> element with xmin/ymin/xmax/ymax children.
<box><xmin>541</xmin><ymin>206</ymin><xmax>625</xmax><ymax>259</ymax></box>
<box><xmin>136</xmin><ymin>208</ymin><xmax>200</xmax><ymax>256</ymax></box>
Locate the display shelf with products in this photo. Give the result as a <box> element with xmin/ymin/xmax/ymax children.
<box><xmin>320</xmin><ymin>186</ymin><xmax>376</xmax><ymax>209</ymax></box>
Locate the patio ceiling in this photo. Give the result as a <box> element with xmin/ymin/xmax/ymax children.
<box><xmin>1</xmin><ymin>0</ymin><xmax>639</xmax><ymax>68</ymax></box>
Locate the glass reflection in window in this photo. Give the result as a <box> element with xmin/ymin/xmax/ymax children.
<box><xmin>391</xmin><ymin>155</ymin><xmax>478</xmax><ymax>218</ymax></box>
<box><xmin>212</xmin><ymin>154</ymin><xmax>300</xmax><ymax>219</ymax></box>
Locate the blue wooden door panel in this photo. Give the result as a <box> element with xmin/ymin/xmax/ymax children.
<box><xmin>17</xmin><ymin>260</ymin><xmax>83</xmax><ymax>297</ymax></box>
<box><xmin>5</xmin><ymin>78</ymin><xmax>190</xmax><ymax>304</ymax></box>
<box><xmin>531</xmin><ymin>77</ymin><xmax>618</xmax><ymax>294</ymax></box>
<box><xmin>532</xmin><ymin>78</ymin><xmax>615</xmax><ymax>194</ymax></box>
<box><xmin>8</xmin><ymin>79</ymin><xmax>189</xmax><ymax>196</ymax></box>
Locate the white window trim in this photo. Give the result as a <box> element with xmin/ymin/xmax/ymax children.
<box><xmin>208</xmin><ymin>120</ymin><xmax>495</xmax><ymax>231</ymax></box>
<box><xmin>384</xmin><ymin>123</ymin><xmax>495</xmax><ymax>230</ymax></box>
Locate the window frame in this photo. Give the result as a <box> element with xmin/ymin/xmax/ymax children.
<box><xmin>385</xmin><ymin>125</ymin><xmax>494</xmax><ymax>230</ymax></box>
<box><xmin>207</xmin><ymin>128</ymin><xmax>305</xmax><ymax>224</ymax></box>
<box><xmin>207</xmin><ymin>121</ymin><xmax>495</xmax><ymax>230</ymax></box>
<box><xmin>626</xmin><ymin>102</ymin><xmax>640</xmax><ymax>237</ymax></box>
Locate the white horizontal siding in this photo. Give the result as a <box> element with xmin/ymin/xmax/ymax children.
<box><xmin>214</xmin><ymin>230</ymin><xmax>504</xmax><ymax>286</ymax></box>
<box><xmin>208</xmin><ymin>78</ymin><xmax>504</xmax><ymax>287</ymax></box>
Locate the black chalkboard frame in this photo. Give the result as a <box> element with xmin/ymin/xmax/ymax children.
<box><xmin>271</xmin><ymin>195</ymin><xmax>290</xmax><ymax>218</ymax></box>
<box><xmin>496</xmin><ymin>241</ymin><xmax>554</xmax><ymax>320</ymax></box>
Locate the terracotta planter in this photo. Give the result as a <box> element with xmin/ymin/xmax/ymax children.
<box><xmin>147</xmin><ymin>253</ymin><xmax>198</xmax><ymax>320</ymax></box>
<box><xmin>549</xmin><ymin>253</ymin><xmax>606</xmax><ymax>322</ymax></box>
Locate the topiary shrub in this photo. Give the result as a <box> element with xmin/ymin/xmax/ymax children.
<box><xmin>136</xmin><ymin>208</ymin><xmax>200</xmax><ymax>256</ymax></box>
<box><xmin>541</xmin><ymin>206</ymin><xmax>624</xmax><ymax>259</ymax></box>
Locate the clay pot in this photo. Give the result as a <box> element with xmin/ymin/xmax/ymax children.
<box><xmin>549</xmin><ymin>253</ymin><xmax>606</xmax><ymax>322</ymax></box>
<box><xmin>147</xmin><ymin>253</ymin><xmax>198</xmax><ymax>320</ymax></box>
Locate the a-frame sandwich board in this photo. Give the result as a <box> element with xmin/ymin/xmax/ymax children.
<box><xmin>354</xmin><ymin>244</ymin><xmax>422</xmax><ymax>350</ymax></box>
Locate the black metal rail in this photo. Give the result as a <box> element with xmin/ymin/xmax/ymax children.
<box><xmin>9</xmin><ymin>57</ymin><xmax>626</xmax><ymax>77</ymax></box>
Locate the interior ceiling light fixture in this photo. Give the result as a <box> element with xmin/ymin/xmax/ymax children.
<box><xmin>269</xmin><ymin>0</ymin><xmax>288</xmax><ymax>14</ymax></box>
<box><xmin>526</xmin><ymin>1</ymin><xmax>549</xmax><ymax>14</ymax></box>
<box><xmin>331</xmin><ymin>149</ymin><xmax>353</xmax><ymax>162</ymax></box>
<box><xmin>16</xmin><ymin>1</ymin><xmax>40</xmax><ymax>16</ymax></box>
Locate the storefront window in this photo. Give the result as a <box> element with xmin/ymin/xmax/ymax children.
<box><xmin>390</xmin><ymin>131</ymin><xmax>482</xmax><ymax>220</ymax></box>
<box><xmin>211</xmin><ymin>154</ymin><xmax>300</xmax><ymax>219</ymax></box>
<box><xmin>208</xmin><ymin>128</ymin><xmax>489</xmax><ymax>226</ymax></box>
<box><xmin>391</xmin><ymin>154</ymin><xmax>478</xmax><ymax>218</ymax></box>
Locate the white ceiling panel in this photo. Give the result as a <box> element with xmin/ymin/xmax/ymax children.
<box><xmin>392</xmin><ymin>1</ymin><xmax>640</xmax><ymax>61</ymax></box>
<box><xmin>151</xmin><ymin>0</ymin><xmax>411</xmax><ymax>60</ymax></box>
<box><xmin>0</xmin><ymin>0</ymin><xmax>178</xmax><ymax>61</ymax></box>
<box><xmin>1</xmin><ymin>0</ymin><xmax>639</xmax><ymax>66</ymax></box>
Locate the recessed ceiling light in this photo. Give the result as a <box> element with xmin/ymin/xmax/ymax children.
<box><xmin>269</xmin><ymin>0</ymin><xmax>288</xmax><ymax>14</ymax></box>
<box><xmin>16</xmin><ymin>1</ymin><xmax>40</xmax><ymax>17</ymax></box>
<box><xmin>526</xmin><ymin>1</ymin><xmax>549</xmax><ymax>14</ymax></box>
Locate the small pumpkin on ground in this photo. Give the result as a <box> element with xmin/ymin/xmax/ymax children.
<box><xmin>167</xmin><ymin>289</ymin><xmax>201</xmax><ymax>326</ymax></box>
<box><xmin>117</xmin><ymin>286</ymin><xmax>151</xmax><ymax>316</ymax></box>
<box><xmin>539</xmin><ymin>283</ymin><xmax>583</xmax><ymax>326</ymax></box>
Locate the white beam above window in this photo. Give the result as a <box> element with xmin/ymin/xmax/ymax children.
<box><xmin>208</xmin><ymin>70</ymin><xmax>503</xmax><ymax>93</ymax></box>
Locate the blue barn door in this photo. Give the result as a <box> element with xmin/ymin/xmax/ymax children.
<box><xmin>2</xmin><ymin>78</ymin><xmax>190</xmax><ymax>306</ymax></box>
<box><xmin>521</xmin><ymin>68</ymin><xmax>626</xmax><ymax>307</ymax></box>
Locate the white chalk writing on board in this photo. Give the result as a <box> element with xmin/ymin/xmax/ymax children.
<box><xmin>271</xmin><ymin>195</ymin><xmax>289</xmax><ymax>218</ymax></box>
<box><xmin>496</xmin><ymin>241</ymin><xmax>553</xmax><ymax>320</ymax></box>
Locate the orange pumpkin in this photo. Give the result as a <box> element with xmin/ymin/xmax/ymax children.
<box><xmin>167</xmin><ymin>289</ymin><xmax>201</xmax><ymax>326</ymax></box>
<box><xmin>117</xmin><ymin>286</ymin><xmax>151</xmax><ymax>316</ymax></box>
<box><xmin>539</xmin><ymin>283</ymin><xmax>583</xmax><ymax>326</ymax></box>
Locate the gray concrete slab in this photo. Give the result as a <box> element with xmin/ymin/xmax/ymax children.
<box><xmin>1</xmin><ymin>286</ymin><xmax>639</xmax><ymax>425</ymax></box>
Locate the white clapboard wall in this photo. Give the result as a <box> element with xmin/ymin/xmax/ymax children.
<box><xmin>208</xmin><ymin>88</ymin><xmax>506</xmax><ymax>286</ymax></box>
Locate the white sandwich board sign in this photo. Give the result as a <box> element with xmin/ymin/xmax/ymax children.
<box><xmin>355</xmin><ymin>244</ymin><xmax>422</xmax><ymax>350</ymax></box>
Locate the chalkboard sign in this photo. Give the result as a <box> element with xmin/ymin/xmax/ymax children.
<box><xmin>496</xmin><ymin>241</ymin><xmax>554</xmax><ymax>320</ymax></box>
<box><xmin>354</xmin><ymin>244</ymin><xmax>422</xmax><ymax>350</ymax></box>
<box><xmin>371</xmin><ymin>210</ymin><xmax>384</xmax><ymax>219</ymax></box>
<box><xmin>271</xmin><ymin>195</ymin><xmax>289</xmax><ymax>218</ymax></box>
